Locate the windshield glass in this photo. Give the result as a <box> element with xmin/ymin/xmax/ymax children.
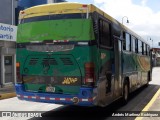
<box><xmin>19</xmin><ymin>13</ymin><xmax>88</xmax><ymax>24</ymax></box>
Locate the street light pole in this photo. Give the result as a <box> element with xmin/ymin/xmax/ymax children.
<box><xmin>122</xmin><ymin>16</ymin><xmax>129</xmax><ymax>24</ymax></box>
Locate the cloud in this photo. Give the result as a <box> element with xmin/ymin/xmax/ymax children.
<box><xmin>141</xmin><ymin>0</ymin><xmax>148</xmax><ymax>6</ymax></box>
<box><xmin>93</xmin><ymin>0</ymin><xmax>160</xmax><ymax>47</ymax></box>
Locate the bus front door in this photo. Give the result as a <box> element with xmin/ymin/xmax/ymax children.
<box><xmin>114</xmin><ymin>36</ymin><xmax>123</xmax><ymax>98</ymax></box>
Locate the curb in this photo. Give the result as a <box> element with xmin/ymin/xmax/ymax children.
<box><xmin>0</xmin><ymin>92</ymin><xmax>16</xmax><ymax>100</ymax></box>
<box><xmin>135</xmin><ymin>88</ymin><xmax>160</xmax><ymax>120</ymax></box>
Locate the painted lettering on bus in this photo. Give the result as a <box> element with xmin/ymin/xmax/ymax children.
<box><xmin>62</xmin><ymin>77</ymin><xmax>78</xmax><ymax>85</ymax></box>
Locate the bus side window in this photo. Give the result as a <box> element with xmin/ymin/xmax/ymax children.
<box><xmin>135</xmin><ymin>38</ymin><xmax>138</xmax><ymax>53</ymax></box>
<box><xmin>143</xmin><ymin>43</ymin><xmax>146</xmax><ymax>55</ymax></box>
<box><xmin>125</xmin><ymin>33</ymin><xmax>131</xmax><ymax>51</ymax></box>
<box><xmin>138</xmin><ymin>40</ymin><xmax>142</xmax><ymax>55</ymax></box>
<box><xmin>142</xmin><ymin>42</ymin><xmax>144</xmax><ymax>55</ymax></box>
<box><xmin>132</xmin><ymin>36</ymin><xmax>135</xmax><ymax>53</ymax></box>
<box><xmin>99</xmin><ymin>19</ymin><xmax>111</xmax><ymax>47</ymax></box>
<box><xmin>123</xmin><ymin>32</ymin><xmax>126</xmax><ymax>50</ymax></box>
<box><xmin>147</xmin><ymin>45</ymin><xmax>150</xmax><ymax>56</ymax></box>
<box><xmin>146</xmin><ymin>44</ymin><xmax>148</xmax><ymax>55</ymax></box>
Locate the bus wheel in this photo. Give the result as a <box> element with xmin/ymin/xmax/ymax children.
<box><xmin>122</xmin><ymin>81</ymin><xmax>129</xmax><ymax>104</ymax></box>
<box><xmin>145</xmin><ymin>71</ymin><xmax>150</xmax><ymax>87</ymax></box>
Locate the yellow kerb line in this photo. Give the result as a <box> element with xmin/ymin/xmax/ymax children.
<box><xmin>135</xmin><ymin>88</ymin><xmax>160</xmax><ymax>120</ymax></box>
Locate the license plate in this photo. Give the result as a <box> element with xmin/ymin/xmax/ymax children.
<box><xmin>46</xmin><ymin>86</ymin><xmax>55</xmax><ymax>92</ymax></box>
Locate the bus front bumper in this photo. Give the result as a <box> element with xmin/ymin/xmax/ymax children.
<box><xmin>15</xmin><ymin>84</ymin><xmax>95</xmax><ymax>106</ymax></box>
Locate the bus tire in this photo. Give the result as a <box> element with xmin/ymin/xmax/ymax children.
<box><xmin>122</xmin><ymin>80</ymin><xmax>129</xmax><ymax>104</ymax></box>
<box><xmin>146</xmin><ymin>71</ymin><xmax>150</xmax><ymax>87</ymax></box>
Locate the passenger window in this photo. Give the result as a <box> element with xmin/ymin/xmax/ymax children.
<box><xmin>142</xmin><ymin>42</ymin><xmax>144</xmax><ymax>55</ymax></box>
<box><xmin>143</xmin><ymin>43</ymin><xmax>146</xmax><ymax>55</ymax></box>
<box><xmin>125</xmin><ymin>33</ymin><xmax>131</xmax><ymax>51</ymax></box>
<box><xmin>132</xmin><ymin>36</ymin><xmax>135</xmax><ymax>52</ymax></box>
<box><xmin>99</xmin><ymin>19</ymin><xmax>111</xmax><ymax>47</ymax></box>
<box><xmin>138</xmin><ymin>40</ymin><xmax>142</xmax><ymax>55</ymax></box>
<box><xmin>123</xmin><ymin>32</ymin><xmax>126</xmax><ymax>50</ymax></box>
<box><xmin>135</xmin><ymin>38</ymin><xmax>138</xmax><ymax>53</ymax></box>
<box><xmin>147</xmin><ymin>45</ymin><xmax>150</xmax><ymax>56</ymax></box>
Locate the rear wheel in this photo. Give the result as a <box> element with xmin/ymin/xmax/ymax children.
<box><xmin>145</xmin><ymin>71</ymin><xmax>150</xmax><ymax>87</ymax></box>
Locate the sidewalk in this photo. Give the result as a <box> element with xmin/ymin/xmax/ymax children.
<box><xmin>0</xmin><ymin>84</ymin><xmax>16</xmax><ymax>100</ymax></box>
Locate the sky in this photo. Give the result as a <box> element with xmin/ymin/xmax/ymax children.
<box><xmin>67</xmin><ymin>0</ymin><xmax>160</xmax><ymax>48</ymax></box>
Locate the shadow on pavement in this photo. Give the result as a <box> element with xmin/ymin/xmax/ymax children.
<box><xmin>30</xmin><ymin>84</ymin><xmax>160</xmax><ymax>120</ymax></box>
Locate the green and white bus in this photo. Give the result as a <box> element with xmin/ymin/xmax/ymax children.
<box><xmin>15</xmin><ymin>2</ymin><xmax>151</xmax><ymax>107</ymax></box>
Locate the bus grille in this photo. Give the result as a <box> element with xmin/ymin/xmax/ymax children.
<box><xmin>28</xmin><ymin>57</ymin><xmax>74</xmax><ymax>66</ymax></box>
<box><xmin>42</xmin><ymin>58</ymin><xmax>58</xmax><ymax>65</ymax></box>
<box><xmin>29</xmin><ymin>58</ymin><xmax>39</xmax><ymax>65</ymax></box>
<box><xmin>60</xmin><ymin>58</ymin><xmax>73</xmax><ymax>65</ymax></box>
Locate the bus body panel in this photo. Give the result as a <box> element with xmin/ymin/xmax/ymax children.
<box><xmin>123</xmin><ymin>52</ymin><xmax>150</xmax><ymax>92</ymax></box>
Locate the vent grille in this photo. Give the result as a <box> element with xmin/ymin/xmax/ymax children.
<box><xmin>60</xmin><ymin>58</ymin><xmax>73</xmax><ymax>65</ymax></box>
<box><xmin>43</xmin><ymin>58</ymin><xmax>58</xmax><ymax>65</ymax></box>
<box><xmin>29</xmin><ymin>58</ymin><xmax>39</xmax><ymax>65</ymax></box>
<box><xmin>28</xmin><ymin>57</ymin><xmax>74</xmax><ymax>66</ymax></box>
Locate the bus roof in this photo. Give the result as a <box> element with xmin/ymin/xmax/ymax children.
<box><xmin>19</xmin><ymin>2</ymin><xmax>149</xmax><ymax>45</ymax></box>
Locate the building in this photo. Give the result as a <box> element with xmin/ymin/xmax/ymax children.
<box><xmin>18</xmin><ymin>0</ymin><xmax>66</xmax><ymax>9</ymax></box>
<box><xmin>52</xmin><ymin>0</ymin><xmax>66</xmax><ymax>2</ymax></box>
<box><xmin>0</xmin><ymin>0</ymin><xmax>17</xmax><ymax>87</ymax></box>
<box><xmin>16</xmin><ymin>0</ymin><xmax>67</xmax><ymax>24</ymax></box>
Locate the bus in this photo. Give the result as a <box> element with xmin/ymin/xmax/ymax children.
<box><xmin>15</xmin><ymin>2</ymin><xmax>151</xmax><ymax>107</ymax></box>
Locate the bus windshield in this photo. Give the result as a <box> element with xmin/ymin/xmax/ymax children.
<box><xmin>17</xmin><ymin>17</ymin><xmax>94</xmax><ymax>43</ymax></box>
<box><xmin>19</xmin><ymin>13</ymin><xmax>88</xmax><ymax>24</ymax></box>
